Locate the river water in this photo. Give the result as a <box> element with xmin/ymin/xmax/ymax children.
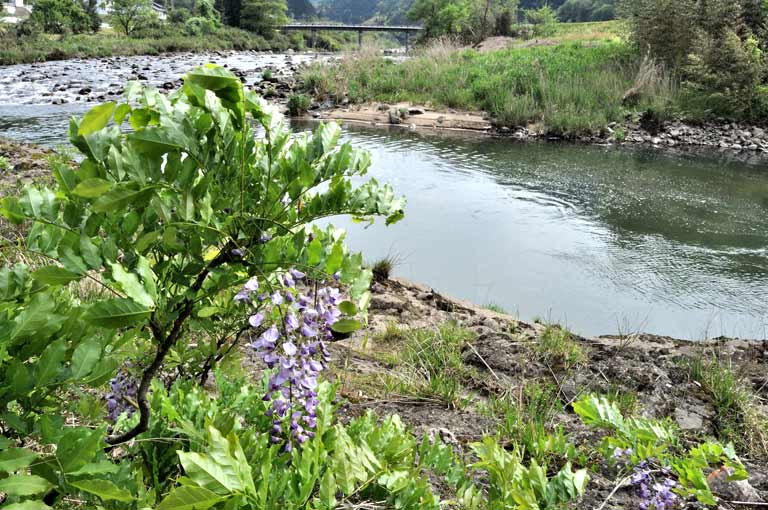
<box><xmin>2</xmin><ymin>54</ymin><xmax>767</xmax><ymax>339</ymax></box>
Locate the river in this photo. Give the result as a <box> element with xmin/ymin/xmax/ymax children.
<box><xmin>1</xmin><ymin>54</ymin><xmax>767</xmax><ymax>339</ymax></box>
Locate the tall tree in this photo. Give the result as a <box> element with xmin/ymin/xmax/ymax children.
<box><xmin>240</xmin><ymin>0</ymin><xmax>287</xmax><ymax>35</ymax></box>
<box><xmin>109</xmin><ymin>0</ymin><xmax>153</xmax><ymax>35</ymax></box>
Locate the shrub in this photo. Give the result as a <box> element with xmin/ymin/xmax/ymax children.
<box><xmin>184</xmin><ymin>15</ymin><xmax>218</xmax><ymax>35</ymax></box>
<box><xmin>287</xmin><ymin>92</ymin><xmax>311</xmax><ymax>115</ymax></box>
<box><xmin>0</xmin><ymin>65</ymin><xmax>405</xmax><ymax>506</ymax></box>
<box><xmin>168</xmin><ymin>6</ymin><xmax>191</xmax><ymax>23</ymax></box>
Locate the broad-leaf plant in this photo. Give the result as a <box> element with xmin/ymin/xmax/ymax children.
<box><xmin>0</xmin><ymin>65</ymin><xmax>404</xmax><ymax>507</ymax></box>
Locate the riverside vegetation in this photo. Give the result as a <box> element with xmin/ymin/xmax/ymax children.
<box><xmin>0</xmin><ymin>0</ymin><xmax>367</xmax><ymax>65</ymax></box>
<box><xmin>300</xmin><ymin>0</ymin><xmax>768</xmax><ymax>138</ymax></box>
<box><xmin>0</xmin><ymin>66</ymin><xmax>767</xmax><ymax>509</ymax></box>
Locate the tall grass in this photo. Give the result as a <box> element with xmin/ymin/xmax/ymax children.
<box><xmin>301</xmin><ymin>40</ymin><xmax>679</xmax><ymax>135</ymax></box>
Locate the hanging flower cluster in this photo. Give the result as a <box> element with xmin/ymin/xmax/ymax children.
<box><xmin>613</xmin><ymin>449</ymin><xmax>679</xmax><ymax>510</ymax></box>
<box><xmin>235</xmin><ymin>269</ymin><xmax>343</xmax><ymax>450</ymax></box>
<box><xmin>106</xmin><ymin>367</ymin><xmax>138</xmax><ymax>423</ymax></box>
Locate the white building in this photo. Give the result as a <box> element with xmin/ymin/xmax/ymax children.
<box><xmin>2</xmin><ymin>0</ymin><xmax>30</xmax><ymax>23</ymax></box>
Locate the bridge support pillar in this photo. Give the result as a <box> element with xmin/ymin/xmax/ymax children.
<box><xmin>311</xmin><ymin>28</ymin><xmax>317</xmax><ymax>49</ymax></box>
<box><xmin>358</xmin><ymin>30</ymin><xmax>363</xmax><ymax>50</ymax></box>
<box><xmin>405</xmin><ymin>31</ymin><xmax>409</xmax><ymax>54</ymax></box>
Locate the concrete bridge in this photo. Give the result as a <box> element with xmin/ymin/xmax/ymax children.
<box><xmin>280</xmin><ymin>23</ymin><xmax>423</xmax><ymax>52</ymax></box>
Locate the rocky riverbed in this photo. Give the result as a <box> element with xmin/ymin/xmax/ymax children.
<box><xmin>0</xmin><ymin>50</ymin><xmax>326</xmax><ymax>107</ymax></box>
<box><xmin>327</xmin><ymin>276</ymin><xmax>768</xmax><ymax>510</ymax></box>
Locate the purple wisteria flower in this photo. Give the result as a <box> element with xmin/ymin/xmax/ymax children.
<box><xmin>105</xmin><ymin>368</ymin><xmax>138</xmax><ymax>424</ymax></box>
<box><xmin>235</xmin><ymin>268</ymin><xmax>342</xmax><ymax>449</ymax></box>
<box><xmin>613</xmin><ymin>451</ymin><xmax>680</xmax><ymax>510</ymax></box>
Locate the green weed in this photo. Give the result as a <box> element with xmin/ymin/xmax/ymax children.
<box><xmin>287</xmin><ymin>93</ymin><xmax>311</xmax><ymax>116</ymax></box>
<box><xmin>685</xmin><ymin>355</ymin><xmax>768</xmax><ymax>458</ymax></box>
<box><xmin>484</xmin><ymin>302</ymin><xmax>507</xmax><ymax>314</ymax></box>
<box><xmin>536</xmin><ymin>324</ymin><xmax>586</xmax><ymax>370</ymax></box>
<box><xmin>380</xmin><ymin>324</ymin><xmax>477</xmax><ymax>409</ymax></box>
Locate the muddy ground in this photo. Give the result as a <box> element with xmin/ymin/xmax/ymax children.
<box><xmin>328</xmin><ymin>277</ymin><xmax>768</xmax><ymax>509</ymax></box>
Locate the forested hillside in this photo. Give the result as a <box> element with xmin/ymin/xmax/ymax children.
<box><xmin>314</xmin><ymin>0</ymin><xmax>615</xmax><ymax>25</ymax></box>
<box><xmin>288</xmin><ymin>0</ymin><xmax>316</xmax><ymax>19</ymax></box>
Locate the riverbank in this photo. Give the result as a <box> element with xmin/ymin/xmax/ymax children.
<box><xmin>300</xmin><ymin>101</ymin><xmax>768</xmax><ymax>155</ymax></box>
<box><xmin>295</xmin><ymin>40</ymin><xmax>768</xmax><ymax>154</ymax></box>
<box><xmin>324</xmin><ymin>276</ymin><xmax>768</xmax><ymax>509</ymax></box>
<box><xmin>0</xmin><ymin>28</ymin><xmax>281</xmax><ymax>65</ymax></box>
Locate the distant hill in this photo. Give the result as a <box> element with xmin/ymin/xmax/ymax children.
<box><xmin>288</xmin><ymin>0</ymin><xmax>317</xmax><ymax>19</ymax></box>
<box><xmin>314</xmin><ymin>0</ymin><xmax>413</xmax><ymax>25</ymax></box>
<box><xmin>311</xmin><ymin>0</ymin><xmax>614</xmax><ymax>26</ymax></box>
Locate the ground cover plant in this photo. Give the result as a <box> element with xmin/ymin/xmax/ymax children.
<box><xmin>301</xmin><ymin>40</ymin><xmax>678</xmax><ymax>135</ymax></box>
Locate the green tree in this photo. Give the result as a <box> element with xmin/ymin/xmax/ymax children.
<box><xmin>408</xmin><ymin>0</ymin><xmax>472</xmax><ymax>39</ymax></box>
<box><xmin>29</xmin><ymin>0</ymin><xmax>91</xmax><ymax>34</ymax></box>
<box><xmin>525</xmin><ymin>4</ymin><xmax>557</xmax><ymax>36</ymax></box>
<box><xmin>109</xmin><ymin>0</ymin><xmax>155</xmax><ymax>35</ymax></box>
<box><xmin>240</xmin><ymin>0</ymin><xmax>287</xmax><ymax>35</ymax></box>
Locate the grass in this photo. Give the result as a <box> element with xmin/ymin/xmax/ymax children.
<box><xmin>376</xmin><ymin>323</ymin><xmax>478</xmax><ymax>409</ymax></box>
<box><xmin>685</xmin><ymin>355</ymin><xmax>768</xmax><ymax>458</ymax></box>
<box><xmin>536</xmin><ymin>324</ymin><xmax>586</xmax><ymax>370</ymax></box>
<box><xmin>0</xmin><ymin>156</ymin><xmax>10</xmax><ymax>171</ymax></box>
<box><xmin>369</xmin><ymin>254</ymin><xmax>402</xmax><ymax>283</ymax></box>
<box><xmin>484</xmin><ymin>303</ymin><xmax>507</xmax><ymax>314</ymax></box>
<box><xmin>480</xmin><ymin>383</ymin><xmax>578</xmax><ymax>466</ymax></box>
<box><xmin>301</xmin><ymin>39</ymin><xmax>679</xmax><ymax>136</ymax></box>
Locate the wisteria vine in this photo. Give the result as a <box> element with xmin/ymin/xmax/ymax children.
<box><xmin>236</xmin><ymin>268</ymin><xmax>344</xmax><ymax>451</ymax></box>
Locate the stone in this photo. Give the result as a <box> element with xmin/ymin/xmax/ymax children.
<box><xmin>707</xmin><ymin>467</ymin><xmax>764</xmax><ymax>503</ymax></box>
<box><xmin>388</xmin><ymin>110</ymin><xmax>401</xmax><ymax>125</ymax></box>
<box><xmin>674</xmin><ymin>408</ymin><xmax>703</xmax><ymax>430</ymax></box>
<box><xmin>370</xmin><ymin>294</ymin><xmax>406</xmax><ymax>312</ymax></box>
<box><xmin>78</xmin><ymin>87</ymin><xmax>91</xmax><ymax>95</ymax></box>
<box><xmin>408</xmin><ymin>107</ymin><xmax>426</xmax><ymax>115</ymax></box>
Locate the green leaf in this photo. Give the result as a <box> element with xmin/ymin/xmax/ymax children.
<box><xmin>114</xmin><ymin>103</ymin><xmax>132</xmax><ymax>125</ymax></box>
<box><xmin>71</xmin><ymin>338</ymin><xmax>101</xmax><ymax>380</ymax></box>
<box><xmin>35</xmin><ymin>339</ymin><xmax>67</xmax><ymax>386</ymax></box>
<box><xmin>108</xmin><ymin>262</ymin><xmax>155</xmax><ymax>308</ymax></box>
<box><xmin>2</xmin><ymin>501</ymin><xmax>52</xmax><ymax>510</ymax></box>
<box><xmin>92</xmin><ymin>186</ymin><xmax>153</xmax><ymax>213</ymax></box>
<box><xmin>0</xmin><ymin>474</ymin><xmax>52</xmax><ymax>496</ymax></box>
<box><xmin>330</xmin><ymin>319</ymin><xmax>363</xmax><ymax>334</ymax></box>
<box><xmin>66</xmin><ymin>461</ymin><xmax>120</xmax><ymax>477</ymax></box>
<box><xmin>318</xmin><ymin>469</ymin><xmax>337</xmax><ymax>510</ymax></box>
<box><xmin>0</xmin><ymin>448</ymin><xmax>37</xmax><ymax>473</ymax></box>
<box><xmin>70</xmin><ymin>478</ymin><xmax>134</xmax><ymax>502</ymax></box>
<box><xmin>177</xmin><ymin>451</ymin><xmax>239</xmax><ymax>496</ymax></box>
<box><xmin>72</xmin><ymin>178</ymin><xmax>112</xmax><ymax>199</ymax></box>
<box><xmin>82</xmin><ymin>298</ymin><xmax>151</xmax><ymax>328</ymax></box>
<box><xmin>80</xmin><ymin>234</ymin><xmax>102</xmax><ymax>269</ymax></box>
<box><xmin>33</xmin><ymin>265</ymin><xmax>81</xmax><ymax>286</ymax></box>
<box><xmin>339</xmin><ymin>300</ymin><xmax>358</xmax><ymax>316</ymax></box>
<box><xmin>78</xmin><ymin>102</ymin><xmax>116</xmax><ymax>136</ymax></box>
<box><xmin>156</xmin><ymin>486</ymin><xmax>224</xmax><ymax>510</ymax></box>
